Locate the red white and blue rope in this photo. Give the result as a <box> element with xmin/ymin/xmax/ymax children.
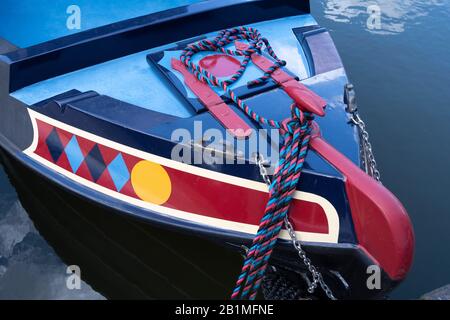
<box><xmin>180</xmin><ymin>27</ymin><xmax>313</xmax><ymax>300</ymax></box>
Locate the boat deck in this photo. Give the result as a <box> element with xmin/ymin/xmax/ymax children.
<box><xmin>10</xmin><ymin>15</ymin><xmax>315</xmax><ymax>118</ymax></box>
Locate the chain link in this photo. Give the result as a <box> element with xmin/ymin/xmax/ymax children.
<box><xmin>283</xmin><ymin>217</ymin><xmax>336</xmax><ymax>300</ymax></box>
<box><xmin>255</xmin><ymin>154</ymin><xmax>337</xmax><ymax>300</ymax></box>
<box><xmin>255</xmin><ymin>154</ymin><xmax>272</xmax><ymax>186</ymax></box>
<box><xmin>350</xmin><ymin>112</ymin><xmax>381</xmax><ymax>182</ymax></box>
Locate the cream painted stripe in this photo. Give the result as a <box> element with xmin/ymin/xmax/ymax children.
<box><xmin>24</xmin><ymin>109</ymin><xmax>340</xmax><ymax>243</ymax></box>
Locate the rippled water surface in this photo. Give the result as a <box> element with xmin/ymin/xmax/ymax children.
<box><xmin>312</xmin><ymin>0</ymin><xmax>450</xmax><ymax>299</ymax></box>
<box><xmin>0</xmin><ymin>0</ymin><xmax>449</xmax><ymax>299</ymax></box>
<box><xmin>322</xmin><ymin>0</ymin><xmax>448</xmax><ymax>34</ymax></box>
<box><xmin>0</xmin><ymin>168</ymin><xmax>103</xmax><ymax>299</ymax></box>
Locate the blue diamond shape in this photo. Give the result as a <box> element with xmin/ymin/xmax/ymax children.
<box><xmin>107</xmin><ymin>154</ymin><xmax>130</xmax><ymax>192</ymax></box>
<box><xmin>64</xmin><ymin>136</ymin><xmax>84</xmax><ymax>173</ymax></box>
<box><xmin>46</xmin><ymin>128</ymin><xmax>64</xmax><ymax>162</ymax></box>
<box><xmin>85</xmin><ymin>145</ymin><xmax>106</xmax><ymax>182</ymax></box>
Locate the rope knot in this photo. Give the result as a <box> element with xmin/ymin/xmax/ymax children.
<box><xmin>280</xmin><ymin>104</ymin><xmax>313</xmax><ymax>135</ymax></box>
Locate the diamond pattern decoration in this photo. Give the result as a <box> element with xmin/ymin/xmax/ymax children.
<box><xmin>45</xmin><ymin>128</ymin><xmax>65</xmax><ymax>162</ymax></box>
<box><xmin>85</xmin><ymin>144</ymin><xmax>107</xmax><ymax>182</ymax></box>
<box><xmin>107</xmin><ymin>154</ymin><xmax>130</xmax><ymax>192</ymax></box>
<box><xmin>34</xmin><ymin>122</ymin><xmax>140</xmax><ymax>199</ymax></box>
<box><xmin>64</xmin><ymin>136</ymin><xmax>84</xmax><ymax>173</ymax></box>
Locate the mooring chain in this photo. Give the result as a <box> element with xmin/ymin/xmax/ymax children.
<box><xmin>283</xmin><ymin>216</ymin><xmax>337</xmax><ymax>300</ymax></box>
<box><xmin>350</xmin><ymin>113</ymin><xmax>381</xmax><ymax>181</ymax></box>
<box><xmin>256</xmin><ymin>156</ymin><xmax>337</xmax><ymax>300</ymax></box>
<box><xmin>345</xmin><ymin>84</ymin><xmax>380</xmax><ymax>182</ymax></box>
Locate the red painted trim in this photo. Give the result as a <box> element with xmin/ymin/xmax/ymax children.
<box><xmin>235</xmin><ymin>42</ymin><xmax>326</xmax><ymax>116</ymax></box>
<box><xmin>171</xmin><ymin>58</ymin><xmax>252</xmax><ymax>139</ymax></box>
<box><xmin>310</xmin><ymin>137</ymin><xmax>414</xmax><ymax>280</ymax></box>
<box><xmin>33</xmin><ymin>120</ymin><xmax>331</xmax><ymax>236</ymax></box>
<box><xmin>164</xmin><ymin>166</ymin><xmax>329</xmax><ymax>234</ymax></box>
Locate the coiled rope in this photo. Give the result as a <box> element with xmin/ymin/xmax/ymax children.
<box><xmin>180</xmin><ymin>27</ymin><xmax>314</xmax><ymax>300</ymax></box>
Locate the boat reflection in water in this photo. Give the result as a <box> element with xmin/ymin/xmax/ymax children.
<box><xmin>0</xmin><ymin>148</ymin><xmax>241</xmax><ymax>299</ymax></box>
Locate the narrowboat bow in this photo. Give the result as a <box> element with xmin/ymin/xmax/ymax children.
<box><xmin>0</xmin><ymin>0</ymin><xmax>414</xmax><ymax>299</ymax></box>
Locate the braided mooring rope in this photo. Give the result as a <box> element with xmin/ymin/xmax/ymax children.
<box><xmin>180</xmin><ymin>27</ymin><xmax>313</xmax><ymax>300</ymax></box>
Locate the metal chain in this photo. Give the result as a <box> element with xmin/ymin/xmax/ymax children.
<box><xmin>350</xmin><ymin>112</ymin><xmax>381</xmax><ymax>182</ymax></box>
<box><xmin>255</xmin><ymin>154</ymin><xmax>337</xmax><ymax>300</ymax></box>
<box><xmin>283</xmin><ymin>217</ymin><xmax>336</xmax><ymax>300</ymax></box>
<box><xmin>255</xmin><ymin>154</ymin><xmax>272</xmax><ymax>186</ymax></box>
<box><xmin>345</xmin><ymin>84</ymin><xmax>380</xmax><ymax>182</ymax></box>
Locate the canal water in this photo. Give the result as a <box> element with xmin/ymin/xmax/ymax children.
<box><xmin>0</xmin><ymin>0</ymin><xmax>449</xmax><ymax>299</ymax></box>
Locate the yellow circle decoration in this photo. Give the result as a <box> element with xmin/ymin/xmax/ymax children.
<box><xmin>131</xmin><ymin>160</ymin><xmax>172</xmax><ymax>205</ymax></box>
